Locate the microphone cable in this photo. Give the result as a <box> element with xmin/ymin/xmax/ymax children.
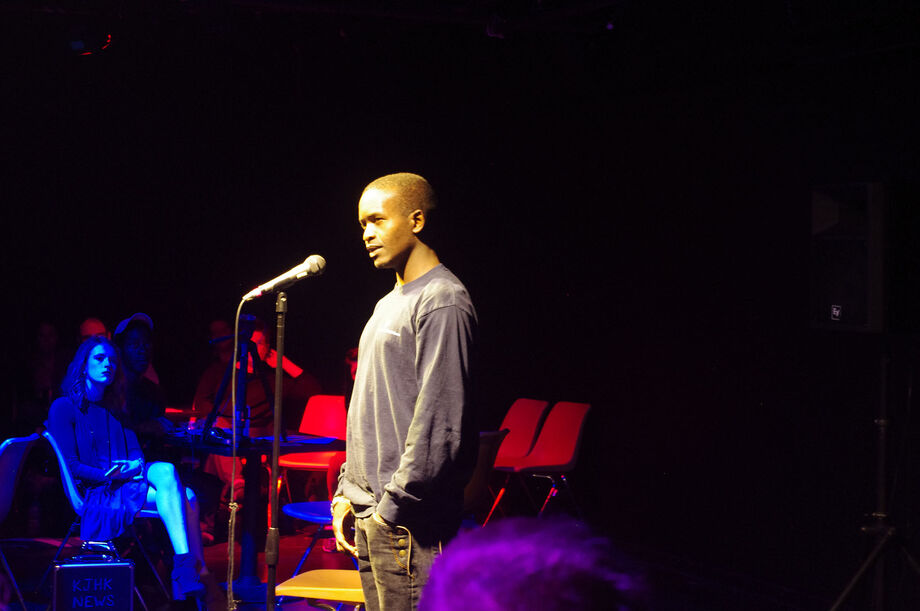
<box><xmin>225</xmin><ymin>297</ymin><xmax>246</xmax><ymax>610</ymax></box>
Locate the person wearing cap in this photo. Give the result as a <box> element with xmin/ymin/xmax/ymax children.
<box><xmin>193</xmin><ymin>318</ymin><xmax>322</xmax><ymax>503</ymax></box>
<box><xmin>113</xmin><ymin>313</ymin><xmax>159</xmax><ymax>384</ymax></box>
<box><xmin>208</xmin><ymin>319</ymin><xmax>234</xmax><ymax>366</ymax></box>
<box><xmin>116</xmin><ymin>314</ymin><xmax>226</xmax><ymax>548</ymax></box>
<box><xmin>113</xmin><ymin>313</ymin><xmax>171</xmax><ymax>442</ymax></box>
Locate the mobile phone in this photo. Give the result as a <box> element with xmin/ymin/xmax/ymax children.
<box><xmin>104</xmin><ymin>464</ymin><xmax>121</xmax><ymax>478</ymax></box>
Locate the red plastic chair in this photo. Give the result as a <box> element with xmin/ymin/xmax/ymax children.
<box><xmin>512</xmin><ymin>401</ymin><xmax>591</xmax><ymax>518</ymax></box>
<box><xmin>492</xmin><ymin>398</ymin><xmax>551</xmax><ymax>469</ymax></box>
<box><xmin>278</xmin><ymin>395</ymin><xmax>347</xmax><ymax>502</ymax></box>
<box><xmin>483</xmin><ymin>398</ymin><xmax>550</xmax><ymax>524</ymax></box>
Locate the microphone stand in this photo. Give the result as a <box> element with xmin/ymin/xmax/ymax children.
<box><xmin>266</xmin><ymin>291</ymin><xmax>287</xmax><ymax>610</ymax></box>
<box><xmin>829</xmin><ymin>337</ymin><xmax>920</xmax><ymax>610</ymax></box>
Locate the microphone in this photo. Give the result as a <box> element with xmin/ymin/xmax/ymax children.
<box><xmin>243</xmin><ymin>254</ymin><xmax>326</xmax><ymax>301</ymax></box>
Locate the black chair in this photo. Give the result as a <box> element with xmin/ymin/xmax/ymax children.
<box><xmin>461</xmin><ymin>429</ymin><xmax>510</xmax><ymax>527</ymax></box>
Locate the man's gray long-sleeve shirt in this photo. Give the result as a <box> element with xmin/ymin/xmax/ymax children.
<box><xmin>337</xmin><ymin>264</ymin><xmax>478</xmax><ymax>530</ymax></box>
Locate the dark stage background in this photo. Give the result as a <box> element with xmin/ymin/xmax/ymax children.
<box><xmin>3</xmin><ymin>1</ymin><xmax>920</xmax><ymax>607</ymax></box>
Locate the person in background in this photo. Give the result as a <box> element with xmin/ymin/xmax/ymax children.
<box><xmin>112</xmin><ymin>313</ymin><xmax>172</xmax><ymax>444</ymax></box>
<box><xmin>15</xmin><ymin>320</ymin><xmax>68</xmax><ymax>537</ymax></box>
<box><xmin>194</xmin><ymin>318</ymin><xmax>321</xmax><ymax>503</ymax></box>
<box><xmin>208</xmin><ymin>319</ymin><xmax>234</xmax><ymax>367</ymax></box>
<box><xmin>18</xmin><ymin>320</ymin><xmax>67</xmax><ymax>424</ymax></box>
<box><xmin>114</xmin><ymin>312</ymin><xmax>222</xmax><ymax>546</ymax></box>
<box><xmin>79</xmin><ymin>317</ymin><xmax>109</xmax><ymax>342</ymax></box>
<box><xmin>45</xmin><ymin>335</ymin><xmax>217</xmax><ymax>602</ymax></box>
<box><xmin>194</xmin><ymin>318</ymin><xmax>282</xmax><ymax>438</ymax></box>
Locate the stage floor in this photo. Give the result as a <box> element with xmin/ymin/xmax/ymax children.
<box><xmin>2</xmin><ymin>521</ymin><xmax>825</xmax><ymax>610</ymax></box>
<box><xmin>2</xmin><ymin>524</ymin><xmax>354</xmax><ymax>611</ymax></box>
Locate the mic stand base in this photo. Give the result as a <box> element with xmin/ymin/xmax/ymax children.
<box><xmin>829</xmin><ymin>347</ymin><xmax>920</xmax><ymax>610</ymax></box>
<box><xmin>829</xmin><ymin>520</ymin><xmax>920</xmax><ymax>610</ymax></box>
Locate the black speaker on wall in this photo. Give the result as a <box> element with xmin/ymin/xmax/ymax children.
<box><xmin>810</xmin><ymin>182</ymin><xmax>887</xmax><ymax>333</ymax></box>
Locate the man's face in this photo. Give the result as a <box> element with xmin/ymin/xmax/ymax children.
<box><xmin>86</xmin><ymin>344</ymin><xmax>116</xmax><ymax>387</ymax></box>
<box><xmin>121</xmin><ymin>326</ymin><xmax>152</xmax><ymax>376</ymax></box>
<box><xmin>358</xmin><ymin>188</ymin><xmax>417</xmax><ymax>271</ymax></box>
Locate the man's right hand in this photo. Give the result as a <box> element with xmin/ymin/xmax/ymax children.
<box><xmin>331</xmin><ymin>496</ymin><xmax>358</xmax><ymax>557</ymax></box>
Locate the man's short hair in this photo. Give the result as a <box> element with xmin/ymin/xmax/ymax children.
<box><xmin>364</xmin><ymin>172</ymin><xmax>438</xmax><ymax>217</ymax></box>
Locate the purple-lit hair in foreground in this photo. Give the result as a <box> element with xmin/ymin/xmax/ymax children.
<box><xmin>419</xmin><ymin>517</ymin><xmax>648</xmax><ymax>611</ymax></box>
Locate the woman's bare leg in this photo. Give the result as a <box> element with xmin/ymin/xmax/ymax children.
<box><xmin>183</xmin><ymin>487</ymin><xmax>208</xmax><ymax>573</ymax></box>
<box><xmin>145</xmin><ymin>461</ymin><xmax>190</xmax><ymax>555</ymax></box>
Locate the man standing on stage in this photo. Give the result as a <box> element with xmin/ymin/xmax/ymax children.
<box><xmin>332</xmin><ymin>172</ymin><xmax>478</xmax><ymax>611</ymax></box>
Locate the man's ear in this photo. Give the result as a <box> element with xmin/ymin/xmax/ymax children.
<box><xmin>409</xmin><ymin>209</ymin><xmax>426</xmax><ymax>234</ymax></box>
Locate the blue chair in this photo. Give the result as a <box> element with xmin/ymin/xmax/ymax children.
<box><xmin>282</xmin><ymin>501</ymin><xmax>359</xmax><ymax>578</ymax></box>
<box><xmin>0</xmin><ymin>433</ymin><xmax>41</xmax><ymax>610</ymax></box>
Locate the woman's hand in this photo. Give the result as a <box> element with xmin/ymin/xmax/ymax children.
<box><xmin>110</xmin><ymin>459</ymin><xmax>144</xmax><ymax>481</ymax></box>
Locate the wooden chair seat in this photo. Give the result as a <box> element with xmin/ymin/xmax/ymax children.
<box><xmin>276</xmin><ymin>569</ymin><xmax>365</xmax><ymax>609</ymax></box>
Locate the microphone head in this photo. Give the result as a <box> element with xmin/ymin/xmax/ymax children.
<box><xmin>244</xmin><ymin>254</ymin><xmax>326</xmax><ymax>301</ymax></box>
<box><xmin>304</xmin><ymin>254</ymin><xmax>326</xmax><ymax>276</ymax></box>
<box><xmin>292</xmin><ymin>254</ymin><xmax>326</xmax><ymax>281</ymax></box>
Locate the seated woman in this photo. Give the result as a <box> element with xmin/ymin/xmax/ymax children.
<box><xmin>45</xmin><ymin>335</ymin><xmax>210</xmax><ymax>600</ymax></box>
